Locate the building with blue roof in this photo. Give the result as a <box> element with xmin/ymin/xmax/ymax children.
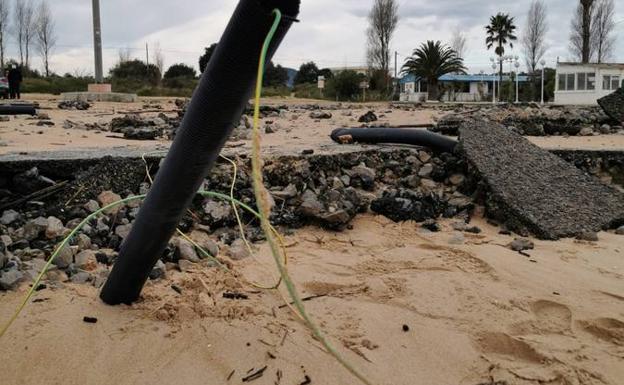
<box><xmin>399</xmin><ymin>73</ymin><xmax>529</xmax><ymax>102</ymax></box>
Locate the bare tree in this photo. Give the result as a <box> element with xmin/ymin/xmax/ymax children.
<box><xmin>13</xmin><ymin>0</ymin><xmax>24</xmax><ymax>65</ymax></box>
<box><xmin>569</xmin><ymin>3</ymin><xmax>595</xmax><ymax>62</ymax></box>
<box><xmin>450</xmin><ymin>28</ymin><xmax>468</xmax><ymax>59</ymax></box>
<box><xmin>118</xmin><ymin>47</ymin><xmax>132</xmax><ymax>63</ymax></box>
<box><xmin>36</xmin><ymin>0</ymin><xmax>56</xmax><ymax>77</ymax></box>
<box><xmin>522</xmin><ymin>0</ymin><xmax>548</xmax><ymax>74</ymax></box>
<box><xmin>0</xmin><ymin>0</ymin><xmax>9</xmax><ymax>71</ymax></box>
<box><xmin>366</xmin><ymin>0</ymin><xmax>399</xmax><ymax>88</ymax></box>
<box><xmin>152</xmin><ymin>41</ymin><xmax>165</xmax><ymax>77</ymax></box>
<box><xmin>592</xmin><ymin>0</ymin><xmax>616</xmax><ymax>63</ymax></box>
<box><xmin>14</xmin><ymin>0</ymin><xmax>35</xmax><ymax>68</ymax></box>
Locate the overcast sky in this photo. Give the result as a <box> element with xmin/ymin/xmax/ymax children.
<box><xmin>13</xmin><ymin>0</ymin><xmax>624</xmax><ymax>76</ymax></box>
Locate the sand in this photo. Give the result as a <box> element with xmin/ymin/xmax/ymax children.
<box><xmin>1</xmin><ymin>215</ymin><xmax>623</xmax><ymax>385</ymax></box>
<box><xmin>2</xmin><ymin>95</ymin><xmax>623</xmax><ymax>157</ymax></box>
<box><xmin>1</xmin><ymin>95</ymin><xmax>623</xmax><ymax>384</ymax></box>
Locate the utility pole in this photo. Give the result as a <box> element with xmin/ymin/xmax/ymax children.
<box><xmin>146</xmin><ymin>43</ymin><xmax>149</xmax><ymax>66</ymax></box>
<box><xmin>92</xmin><ymin>0</ymin><xmax>103</xmax><ymax>83</ymax></box>
<box><xmin>394</xmin><ymin>51</ymin><xmax>398</xmax><ymax>99</ymax></box>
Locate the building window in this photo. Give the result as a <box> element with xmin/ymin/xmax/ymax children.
<box><xmin>566</xmin><ymin>74</ymin><xmax>575</xmax><ymax>91</ymax></box>
<box><xmin>587</xmin><ymin>73</ymin><xmax>596</xmax><ymax>90</ymax></box>
<box><xmin>558</xmin><ymin>74</ymin><xmax>566</xmax><ymax>91</ymax></box>
<box><xmin>577</xmin><ymin>73</ymin><xmax>586</xmax><ymax>90</ymax></box>
<box><xmin>603</xmin><ymin>75</ymin><xmax>621</xmax><ymax>91</ymax></box>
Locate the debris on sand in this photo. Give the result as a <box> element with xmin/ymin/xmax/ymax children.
<box><xmin>58</xmin><ymin>100</ymin><xmax>91</xmax><ymax>110</ymax></box>
<box><xmin>358</xmin><ymin>110</ymin><xmax>378</xmax><ymax>123</ymax></box>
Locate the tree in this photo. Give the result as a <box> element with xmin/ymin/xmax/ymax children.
<box><xmin>366</xmin><ymin>0</ymin><xmax>399</xmax><ymax>91</ymax></box>
<box><xmin>110</xmin><ymin>59</ymin><xmax>161</xmax><ymax>85</ymax></box>
<box><xmin>152</xmin><ymin>41</ymin><xmax>165</xmax><ymax>78</ymax></box>
<box><xmin>14</xmin><ymin>0</ymin><xmax>35</xmax><ymax>69</ymax></box>
<box><xmin>402</xmin><ymin>41</ymin><xmax>467</xmax><ymax>101</ymax></box>
<box><xmin>486</xmin><ymin>13</ymin><xmax>517</xmax><ymax>89</ymax></box>
<box><xmin>199</xmin><ymin>43</ymin><xmax>217</xmax><ymax>73</ymax></box>
<box><xmin>164</xmin><ymin>63</ymin><xmax>196</xmax><ymax>79</ymax></box>
<box><xmin>35</xmin><ymin>0</ymin><xmax>56</xmax><ymax>77</ymax></box>
<box><xmin>0</xmin><ymin>0</ymin><xmax>9</xmax><ymax>71</ymax></box>
<box><xmin>570</xmin><ymin>1</ymin><xmax>595</xmax><ymax>63</ymax></box>
<box><xmin>263</xmin><ymin>61</ymin><xmax>288</xmax><ymax>87</ymax></box>
<box><xmin>326</xmin><ymin>70</ymin><xmax>362</xmax><ymax>100</ymax></box>
<box><xmin>592</xmin><ymin>0</ymin><xmax>616</xmax><ymax>63</ymax></box>
<box><xmin>522</xmin><ymin>1</ymin><xmax>548</xmax><ymax>75</ymax></box>
<box><xmin>294</xmin><ymin>61</ymin><xmax>319</xmax><ymax>84</ymax></box>
<box><xmin>450</xmin><ymin>28</ymin><xmax>468</xmax><ymax>59</ymax></box>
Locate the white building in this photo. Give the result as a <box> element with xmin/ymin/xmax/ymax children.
<box><xmin>399</xmin><ymin>73</ymin><xmax>528</xmax><ymax>103</ymax></box>
<box><xmin>554</xmin><ymin>62</ymin><xmax>624</xmax><ymax>105</ymax></box>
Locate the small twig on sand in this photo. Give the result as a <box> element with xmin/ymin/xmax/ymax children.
<box><xmin>242</xmin><ymin>366</ymin><xmax>268</xmax><ymax>382</ymax></box>
<box><xmin>278</xmin><ymin>294</ymin><xmax>327</xmax><ymax>309</ymax></box>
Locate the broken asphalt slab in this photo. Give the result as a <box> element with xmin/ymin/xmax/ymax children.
<box><xmin>459</xmin><ymin>119</ymin><xmax>624</xmax><ymax>240</ymax></box>
<box><xmin>598</xmin><ymin>87</ymin><xmax>624</xmax><ymax>124</ymax></box>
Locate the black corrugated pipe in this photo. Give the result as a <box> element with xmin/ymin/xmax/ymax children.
<box><xmin>100</xmin><ymin>0</ymin><xmax>300</xmax><ymax>305</ymax></box>
<box><xmin>330</xmin><ymin>127</ymin><xmax>457</xmax><ymax>153</ymax></box>
<box><xmin>0</xmin><ymin>105</ymin><xmax>36</xmax><ymax>115</ymax></box>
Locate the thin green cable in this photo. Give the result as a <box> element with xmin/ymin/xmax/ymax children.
<box><xmin>0</xmin><ymin>191</ymin><xmax>270</xmax><ymax>339</ymax></box>
<box><xmin>251</xmin><ymin>9</ymin><xmax>373</xmax><ymax>385</ymax></box>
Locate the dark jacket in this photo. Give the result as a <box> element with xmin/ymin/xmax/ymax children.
<box><xmin>7</xmin><ymin>68</ymin><xmax>22</xmax><ymax>85</ymax></box>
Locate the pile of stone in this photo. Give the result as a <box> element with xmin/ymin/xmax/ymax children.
<box><xmin>0</xmin><ymin>147</ymin><xmax>475</xmax><ymax>291</ymax></box>
<box><xmin>58</xmin><ymin>100</ymin><xmax>91</xmax><ymax>110</ymax></box>
<box><xmin>431</xmin><ymin>105</ymin><xmax>620</xmax><ymax>137</ymax></box>
<box><xmin>110</xmin><ymin>114</ymin><xmax>171</xmax><ymax>140</ymax></box>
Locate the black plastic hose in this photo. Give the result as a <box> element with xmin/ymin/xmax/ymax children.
<box><xmin>330</xmin><ymin>127</ymin><xmax>458</xmax><ymax>153</ymax></box>
<box><xmin>100</xmin><ymin>0</ymin><xmax>300</xmax><ymax>305</ymax></box>
<box><xmin>0</xmin><ymin>105</ymin><xmax>36</xmax><ymax>115</ymax></box>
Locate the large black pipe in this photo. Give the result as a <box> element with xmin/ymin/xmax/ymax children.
<box><xmin>0</xmin><ymin>105</ymin><xmax>36</xmax><ymax>115</ymax></box>
<box><xmin>331</xmin><ymin>127</ymin><xmax>458</xmax><ymax>153</ymax></box>
<box><xmin>101</xmin><ymin>0</ymin><xmax>300</xmax><ymax>305</ymax></box>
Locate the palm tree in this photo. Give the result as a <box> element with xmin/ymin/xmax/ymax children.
<box><xmin>486</xmin><ymin>13</ymin><xmax>518</xmax><ymax>95</ymax></box>
<box><xmin>401</xmin><ymin>41</ymin><xmax>467</xmax><ymax>101</ymax></box>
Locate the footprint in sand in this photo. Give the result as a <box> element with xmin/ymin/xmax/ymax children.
<box><xmin>475</xmin><ymin>332</ymin><xmax>547</xmax><ymax>363</ymax></box>
<box><xmin>577</xmin><ymin>318</ymin><xmax>624</xmax><ymax>346</ymax></box>
<box><xmin>509</xmin><ymin>300</ymin><xmax>572</xmax><ymax>336</ymax></box>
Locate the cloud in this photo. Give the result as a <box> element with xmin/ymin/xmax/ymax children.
<box><xmin>10</xmin><ymin>0</ymin><xmax>622</xmax><ymax>76</ymax></box>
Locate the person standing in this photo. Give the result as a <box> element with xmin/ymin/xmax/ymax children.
<box><xmin>7</xmin><ymin>65</ymin><xmax>23</xmax><ymax>99</ymax></box>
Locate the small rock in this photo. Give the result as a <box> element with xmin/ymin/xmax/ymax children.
<box><xmin>358</xmin><ymin>111</ymin><xmax>378</xmax><ymax>123</ymax></box>
<box><xmin>70</xmin><ymin>271</ymin><xmax>92</xmax><ymax>284</ymax></box>
<box><xmin>149</xmin><ymin>260</ymin><xmax>166</xmax><ymax>280</ymax></box>
<box><xmin>178</xmin><ymin>259</ymin><xmax>195</xmax><ymax>272</ymax></box>
<box><xmin>97</xmin><ymin>191</ymin><xmax>123</xmax><ymax>215</ymax></box>
<box><xmin>174</xmin><ymin>238</ymin><xmax>200</xmax><ymax>263</ymax></box>
<box><xmin>418</xmin><ymin>151</ymin><xmax>432</xmax><ymax>163</ymax></box>
<box><xmin>309</xmin><ymin>111</ymin><xmax>332</xmax><ymax>119</ymax></box>
<box><xmin>0</xmin><ymin>209</ymin><xmax>20</xmax><ymax>225</ymax></box>
<box><xmin>449</xmin><ymin>174</ymin><xmax>466</xmax><ymax>186</ymax></box>
<box><xmin>203</xmin><ymin>200</ymin><xmax>232</xmax><ymax>223</ymax></box>
<box><xmin>299</xmin><ymin>190</ymin><xmax>323</xmax><ymax>217</ymax></box>
<box><xmin>53</xmin><ymin>244</ymin><xmax>74</xmax><ymax>269</ymax></box>
<box><xmin>421</xmin><ymin>219</ymin><xmax>440</xmax><ymax>232</ymax></box>
<box><xmin>509</xmin><ymin>238</ymin><xmax>534</xmax><ymax>252</ymax></box>
<box><xmin>579</xmin><ymin>127</ymin><xmax>594</xmax><ymax>136</ymax></box>
<box><xmin>45</xmin><ymin>217</ymin><xmax>67</xmax><ymax>239</ymax></box>
<box><xmin>124</xmin><ymin>127</ymin><xmax>160</xmax><ymax>140</ymax></box>
<box><xmin>83</xmin><ymin>200</ymin><xmax>100</xmax><ymax>213</ymax></box>
<box><xmin>74</xmin><ymin>250</ymin><xmax>98</xmax><ymax>270</ymax></box>
<box><xmin>272</xmin><ymin>184</ymin><xmax>298</xmax><ymax>200</ymax></box>
<box><xmin>228</xmin><ymin>238</ymin><xmax>250</xmax><ymax>260</ymax></box>
<box><xmin>22</xmin><ymin>217</ymin><xmax>48</xmax><ymax>240</ymax></box>
<box><xmin>418</xmin><ymin>164</ymin><xmax>434</xmax><ymax>178</ymax></box>
<box><xmin>452</xmin><ymin>221</ymin><xmax>467</xmax><ymax>231</ymax></box>
<box><xmin>0</xmin><ymin>270</ymin><xmax>24</xmax><ymax>290</ymax></box>
<box><xmin>264</xmin><ymin>124</ymin><xmax>276</xmax><ymax>134</ymax></box>
<box><xmin>114</xmin><ymin>224</ymin><xmax>132</xmax><ymax>239</ymax></box>
<box><xmin>576</xmin><ymin>231</ymin><xmax>598</xmax><ymax>242</ymax></box>
<box><xmin>76</xmin><ymin>234</ymin><xmax>92</xmax><ymax>250</ymax></box>
<box><xmin>465</xmin><ymin>226</ymin><xmax>482</xmax><ymax>234</ymax></box>
<box><xmin>616</xmin><ymin>226</ymin><xmax>624</xmax><ymax>235</ymax></box>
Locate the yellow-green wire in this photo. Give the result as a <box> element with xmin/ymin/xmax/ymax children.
<box><xmin>251</xmin><ymin>9</ymin><xmax>373</xmax><ymax>385</ymax></box>
<box><xmin>0</xmin><ymin>191</ymin><xmax>276</xmax><ymax>339</ymax></box>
